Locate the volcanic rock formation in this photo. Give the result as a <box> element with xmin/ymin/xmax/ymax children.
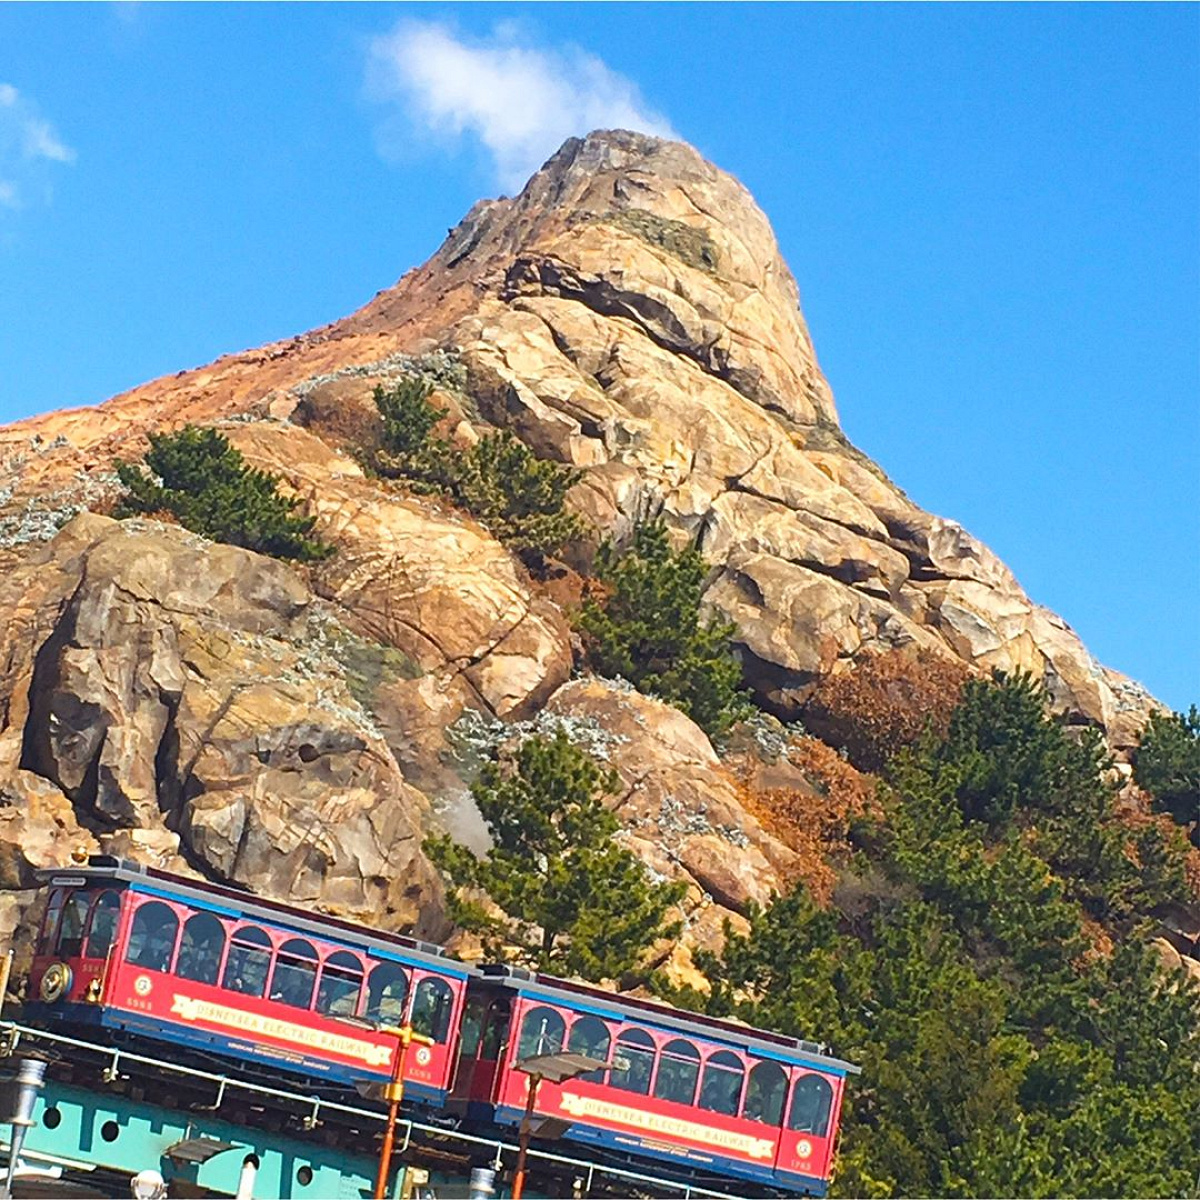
<box><xmin>0</xmin><ymin>131</ymin><xmax>1160</xmax><ymax>975</ymax></box>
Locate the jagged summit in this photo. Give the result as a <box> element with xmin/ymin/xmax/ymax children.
<box><xmin>0</xmin><ymin>128</ymin><xmax>1164</xmax><ymax>979</ymax></box>
<box><xmin>340</xmin><ymin>127</ymin><xmax>839</xmax><ymax>431</ymax></box>
<box><xmin>0</xmin><ymin>130</ymin><xmax>1155</xmax><ymax>750</ymax></box>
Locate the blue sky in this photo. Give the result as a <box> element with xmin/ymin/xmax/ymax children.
<box><xmin>1</xmin><ymin>4</ymin><xmax>1196</xmax><ymax>710</ymax></box>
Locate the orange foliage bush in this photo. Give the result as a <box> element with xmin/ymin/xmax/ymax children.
<box><xmin>802</xmin><ymin>648</ymin><xmax>969</xmax><ymax>773</ymax></box>
<box><xmin>737</xmin><ymin>736</ymin><xmax>878</xmax><ymax>905</ymax></box>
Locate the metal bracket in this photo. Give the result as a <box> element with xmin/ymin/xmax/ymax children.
<box><xmin>200</xmin><ymin>1076</ymin><xmax>228</xmax><ymax>1112</ymax></box>
<box><xmin>302</xmin><ymin>1098</ymin><xmax>321</xmax><ymax>1131</ymax></box>
<box><xmin>0</xmin><ymin>1023</ymin><xmax>19</xmax><ymax>1058</ymax></box>
<box><xmin>102</xmin><ymin>1051</ymin><xmax>124</xmax><ymax>1084</ymax></box>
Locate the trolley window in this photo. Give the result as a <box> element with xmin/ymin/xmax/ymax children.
<box><xmin>56</xmin><ymin>891</ymin><xmax>91</xmax><ymax>958</ymax></box>
<box><xmin>364</xmin><ymin>962</ymin><xmax>410</xmax><ymax>1025</ymax></box>
<box><xmin>744</xmin><ymin>1060</ymin><xmax>787</xmax><ymax>1126</ymax></box>
<box><xmin>316</xmin><ymin>951</ymin><xmax>364</xmax><ymax>1017</ymax></box>
<box><xmin>517</xmin><ymin>1005</ymin><xmax>566</xmax><ymax>1061</ymax></box>
<box><xmin>789</xmin><ymin>1074</ymin><xmax>833</xmax><ymax>1137</ymax></box>
<box><xmin>270</xmin><ymin>939</ymin><xmax>319</xmax><ymax>1010</ymax></box>
<box><xmin>567</xmin><ymin>1016</ymin><xmax>611</xmax><ymax>1082</ymax></box>
<box><xmin>125</xmin><ymin>902</ymin><xmax>179</xmax><ymax>972</ymax></box>
<box><xmin>654</xmin><ymin>1038</ymin><xmax>701</xmax><ymax>1106</ymax></box>
<box><xmin>84</xmin><ymin>891</ymin><xmax>122</xmax><ymax>959</ymax></box>
<box><xmin>39</xmin><ymin>889</ymin><xmax>67</xmax><ymax>954</ymax></box>
<box><xmin>222</xmin><ymin>925</ymin><xmax>273</xmax><ymax>998</ymax></box>
<box><xmin>698</xmin><ymin>1050</ymin><xmax>744</xmax><ymax>1117</ymax></box>
<box><xmin>411</xmin><ymin>977</ymin><xmax>454</xmax><ymax>1044</ymax></box>
<box><xmin>176</xmin><ymin>912</ymin><xmax>226</xmax><ymax>986</ymax></box>
<box><xmin>610</xmin><ymin>1029</ymin><xmax>656</xmax><ymax>1096</ymax></box>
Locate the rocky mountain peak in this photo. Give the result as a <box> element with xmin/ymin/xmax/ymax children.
<box><xmin>342</xmin><ymin>127</ymin><xmax>837</xmax><ymax>431</ymax></box>
<box><xmin>0</xmin><ymin>132</ymin><xmax>1163</xmax><ymax>971</ymax></box>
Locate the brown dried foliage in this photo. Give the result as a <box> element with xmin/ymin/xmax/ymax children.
<box><xmin>292</xmin><ymin>392</ymin><xmax>385</xmax><ymax>456</ymax></box>
<box><xmin>803</xmin><ymin>648</ymin><xmax>970</xmax><ymax>774</ymax></box>
<box><xmin>1117</xmin><ymin>804</ymin><xmax>1200</xmax><ymax>904</ymax></box>
<box><xmin>737</xmin><ymin>736</ymin><xmax>878</xmax><ymax>906</ymax></box>
<box><xmin>1077</xmin><ymin>915</ymin><xmax>1116</xmax><ymax>966</ymax></box>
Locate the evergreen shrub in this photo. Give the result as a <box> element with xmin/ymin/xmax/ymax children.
<box><xmin>114</xmin><ymin>425</ymin><xmax>333</xmax><ymax>562</ymax></box>
<box><xmin>426</xmin><ymin>728</ymin><xmax>684</xmax><ymax>981</ymax></box>
<box><xmin>370</xmin><ymin>378</ymin><xmax>582</xmax><ymax>564</ymax></box>
<box><xmin>576</xmin><ymin>520</ymin><xmax>751</xmax><ymax>738</ymax></box>
<box><xmin>1134</xmin><ymin>706</ymin><xmax>1200</xmax><ymax>839</ymax></box>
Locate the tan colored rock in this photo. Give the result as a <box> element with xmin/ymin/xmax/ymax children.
<box><xmin>543</xmin><ymin>679</ymin><xmax>796</xmax><ymax>970</ymax></box>
<box><xmin>0</xmin><ymin>130</ymin><xmax>1157</xmax><ymax>744</ymax></box>
<box><xmin>222</xmin><ymin>423</ymin><xmax>572</xmax><ymax>723</ymax></box>
<box><xmin>0</xmin><ymin>512</ymin><xmax>444</xmax><ymax>936</ymax></box>
<box><xmin>0</xmin><ymin>129</ymin><xmax>1168</xmax><ymax>956</ymax></box>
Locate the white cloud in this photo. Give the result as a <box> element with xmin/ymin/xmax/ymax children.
<box><xmin>0</xmin><ymin>82</ymin><xmax>75</xmax><ymax>211</ymax></box>
<box><xmin>366</xmin><ymin>21</ymin><xmax>677</xmax><ymax>193</ymax></box>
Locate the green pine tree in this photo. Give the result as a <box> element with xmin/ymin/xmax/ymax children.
<box><xmin>374</xmin><ymin>376</ymin><xmax>447</xmax><ymax>462</ymax></box>
<box><xmin>370</xmin><ymin>379</ymin><xmax>582</xmax><ymax>564</ymax></box>
<box><xmin>1134</xmin><ymin>706</ymin><xmax>1200</xmax><ymax>839</ymax></box>
<box><xmin>577</xmin><ymin>520</ymin><xmax>752</xmax><ymax>738</ymax></box>
<box><xmin>426</xmin><ymin>728</ymin><xmax>685</xmax><ymax>981</ymax></box>
<box><xmin>673</xmin><ymin>672</ymin><xmax>1200</xmax><ymax>1199</ymax></box>
<box><xmin>453</xmin><ymin>431</ymin><xmax>583</xmax><ymax>564</ymax></box>
<box><xmin>114</xmin><ymin>425</ymin><xmax>333</xmax><ymax>562</ymax></box>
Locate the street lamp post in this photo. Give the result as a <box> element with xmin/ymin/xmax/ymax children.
<box><xmin>509</xmin><ymin>1052</ymin><xmax>607</xmax><ymax>1200</ymax></box>
<box><xmin>372</xmin><ymin>1024</ymin><xmax>434</xmax><ymax>1200</ymax></box>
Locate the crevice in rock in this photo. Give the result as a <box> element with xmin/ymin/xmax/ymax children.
<box><xmin>18</xmin><ymin>603</ymin><xmax>74</xmax><ymax>787</ymax></box>
<box><xmin>503</xmin><ymin>256</ymin><xmax>785</xmax><ymax>414</ymax></box>
<box><xmin>176</xmin><ymin>682</ymin><xmax>247</xmax><ymax>790</ymax></box>
<box><xmin>15</xmin><ymin>582</ymin><xmax>118</xmax><ymax>827</ymax></box>
<box><xmin>730</xmin><ymin>644</ymin><xmax>819</xmax><ymax>722</ymax></box>
<box><xmin>154</xmin><ymin>685</ymin><xmax>182</xmax><ymax>816</ymax></box>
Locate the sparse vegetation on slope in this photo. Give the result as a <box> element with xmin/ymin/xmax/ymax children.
<box><xmin>369</xmin><ymin>377</ymin><xmax>583</xmax><ymax>565</ymax></box>
<box><xmin>426</xmin><ymin>728</ymin><xmax>685</xmax><ymax>981</ymax></box>
<box><xmin>577</xmin><ymin>520</ymin><xmax>752</xmax><ymax>738</ymax></box>
<box><xmin>114</xmin><ymin>425</ymin><xmax>333</xmax><ymax>562</ymax></box>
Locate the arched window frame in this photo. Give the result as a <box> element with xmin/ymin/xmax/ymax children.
<box><xmin>269</xmin><ymin>937</ymin><xmax>320</xmax><ymax>1010</ymax></box>
<box><xmin>566</xmin><ymin>1015</ymin><xmax>612</xmax><ymax>1083</ymax></box>
<box><xmin>315</xmin><ymin>949</ymin><xmax>365</xmax><ymax>1018</ymax></box>
<box><xmin>653</xmin><ymin>1038</ymin><xmax>701</xmax><ymax>1106</ymax></box>
<box><xmin>744</xmin><ymin>1059</ymin><xmax>788</xmax><ymax>1126</ymax></box>
<box><xmin>609</xmin><ymin>1028</ymin><xmax>657</xmax><ymax>1096</ymax></box>
<box><xmin>221</xmin><ymin>924</ymin><xmax>274</xmax><ymax>998</ymax></box>
<box><xmin>517</xmin><ymin>1004</ymin><xmax>566</xmax><ymax>1062</ymax></box>
<box><xmin>125</xmin><ymin>900</ymin><xmax>182</xmax><ymax>973</ymax></box>
<box><xmin>174</xmin><ymin>911</ymin><xmax>228</xmax><ymax>986</ymax></box>
<box><xmin>788</xmin><ymin>1072</ymin><xmax>834</xmax><ymax>1137</ymax></box>
<box><xmin>697</xmin><ymin>1048</ymin><xmax>745</xmax><ymax>1117</ymax></box>
<box><xmin>410</xmin><ymin>975</ymin><xmax>455</xmax><ymax>1044</ymax></box>
<box><xmin>363</xmin><ymin>961</ymin><xmax>411</xmax><ymax>1026</ymax></box>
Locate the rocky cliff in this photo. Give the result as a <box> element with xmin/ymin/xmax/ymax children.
<box><xmin>0</xmin><ymin>131</ymin><xmax>1161</xmax><ymax>977</ymax></box>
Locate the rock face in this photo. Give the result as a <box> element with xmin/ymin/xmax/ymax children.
<box><xmin>0</xmin><ymin>511</ymin><xmax>445</xmax><ymax>937</ymax></box>
<box><xmin>0</xmin><ymin>130</ymin><xmax>1164</xmax><ymax>962</ymax></box>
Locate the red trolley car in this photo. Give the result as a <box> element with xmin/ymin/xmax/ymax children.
<box><xmin>25</xmin><ymin>858</ymin><xmax>858</xmax><ymax>1196</ymax></box>
<box><xmin>27</xmin><ymin>858</ymin><xmax>470</xmax><ymax>1105</ymax></box>
<box><xmin>450</xmin><ymin>966</ymin><xmax>856</xmax><ymax>1197</ymax></box>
